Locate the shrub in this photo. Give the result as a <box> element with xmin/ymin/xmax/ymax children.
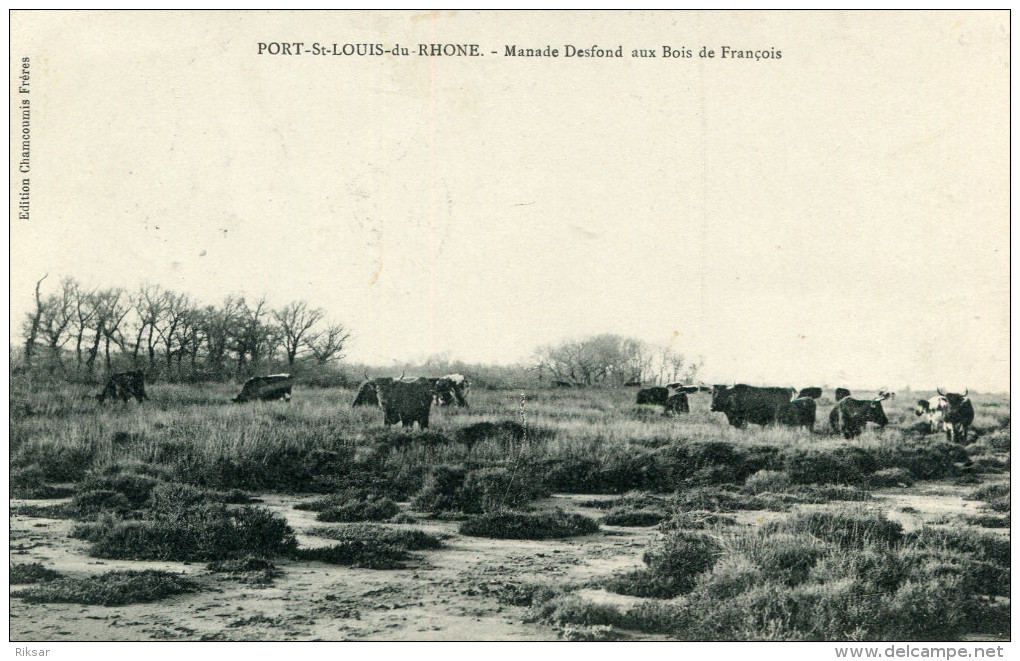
<box><xmin>639</xmin><ymin>531</ymin><xmax>722</xmax><ymax>596</ymax></box>
<box><xmin>961</xmin><ymin>514</ymin><xmax>1009</xmax><ymax>529</ymax></box>
<box><xmin>783</xmin><ymin>446</ymin><xmax>879</xmax><ymax>485</ymax></box>
<box><xmin>459</xmin><ymin>510</ymin><xmax>599</xmax><ymax>539</ymax></box>
<box><xmin>316</xmin><ymin>498</ymin><xmax>399</xmax><ymax>523</ymax></box>
<box><xmin>10</xmin><ymin>563</ymin><xmax>62</xmax><ymax>584</ymax></box>
<box><xmin>982</xmin><ymin>495</ymin><xmax>1010</xmax><ymax>512</ymax></box>
<box><xmin>602</xmin><ymin>509</ymin><xmax>666</xmax><ymax>527</ymax></box>
<box><xmin>292</xmin><ymin>541</ymin><xmax>412</xmax><ymax>569</ymax></box>
<box><xmin>967</xmin><ymin>483</ymin><xmax>1010</xmax><ymax>501</ymax></box>
<box><xmin>79</xmin><ymin>472</ymin><xmax>159</xmax><ymax>508</ymax></box>
<box><xmin>658</xmin><ymin>510</ymin><xmax>737</xmax><ymax>531</ymax></box>
<box><xmin>10</xmin><ymin>465</ymin><xmax>75</xmax><ymax>499</ymax></box>
<box><xmin>907</xmin><ymin>527</ymin><xmax>1010</xmax><ymax>567</ymax></box>
<box><xmin>11</xmin><ymin>570</ymin><xmax>198</xmax><ymax>606</ymax></box>
<box><xmin>980</xmin><ymin>429</ymin><xmax>1011</xmax><ymax>453</ymax></box>
<box><xmin>309</xmin><ymin>523</ymin><xmax>446</xmax><ymax>550</ymax></box>
<box><xmin>85</xmin><ymin>504</ymin><xmax>297</xmax><ymax>562</ymax></box>
<box><xmin>744</xmin><ymin>470</ymin><xmax>792</xmax><ymax>494</ymax></box>
<box><xmin>734</xmin><ymin>532</ymin><xmax>827</xmax><ymax>586</ymax></box>
<box><xmin>410</xmin><ymin>465</ymin><xmax>468</xmax><ymax>512</ymax></box>
<box><xmin>206</xmin><ymin>557</ymin><xmax>279</xmax><ymax>585</ymax></box>
<box><xmin>867</xmin><ymin>468</ymin><xmax>915</xmax><ymax>488</ymax></box>
<box><xmin>460</xmin><ymin>466</ymin><xmax>549</xmax><ymax>513</ymax></box>
<box><xmin>763</xmin><ymin>510</ymin><xmax>903</xmax><ymax>549</ymax></box>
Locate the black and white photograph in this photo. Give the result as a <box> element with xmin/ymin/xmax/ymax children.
<box><xmin>8</xmin><ymin>10</ymin><xmax>1011</xmax><ymax>651</ymax></box>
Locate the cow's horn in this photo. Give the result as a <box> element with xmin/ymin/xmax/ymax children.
<box><xmin>399</xmin><ymin>370</ymin><xmax>405</xmax><ymax>380</ymax></box>
<box><xmin>963</xmin><ymin>388</ymin><xmax>968</xmax><ymax>398</ymax></box>
<box><xmin>363</xmin><ymin>369</ymin><xmax>370</xmax><ymax>380</ymax></box>
<box><xmin>937</xmin><ymin>387</ymin><xmax>945</xmax><ymax>396</ymax></box>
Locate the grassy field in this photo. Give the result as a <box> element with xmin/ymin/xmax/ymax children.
<box><xmin>9</xmin><ymin>380</ymin><xmax>1011</xmax><ymax>641</ymax></box>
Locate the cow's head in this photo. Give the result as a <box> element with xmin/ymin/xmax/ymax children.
<box><xmin>710</xmin><ymin>385</ymin><xmax>731</xmax><ymax>412</ymax></box>
<box><xmin>867</xmin><ymin>392</ymin><xmax>891</xmax><ymax>427</ymax></box>
<box><xmin>915</xmin><ymin>399</ymin><xmax>931</xmax><ymax>416</ymax></box>
<box><xmin>937</xmin><ymin>388</ymin><xmax>968</xmax><ymax>408</ymax></box>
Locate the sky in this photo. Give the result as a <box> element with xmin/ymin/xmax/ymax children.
<box><xmin>9</xmin><ymin>11</ymin><xmax>1011</xmax><ymax>391</ymax></box>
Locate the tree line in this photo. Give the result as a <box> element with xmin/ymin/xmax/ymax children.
<box><xmin>18</xmin><ymin>275</ymin><xmax>349</xmax><ymax>382</ymax></box>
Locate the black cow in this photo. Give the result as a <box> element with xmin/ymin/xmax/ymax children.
<box><xmin>97</xmin><ymin>370</ymin><xmax>148</xmax><ymax>404</ymax></box>
<box><xmin>636</xmin><ymin>387</ymin><xmax>669</xmax><ymax>405</ymax></box>
<box><xmin>352</xmin><ymin>379</ymin><xmax>380</xmax><ymax>407</ymax></box>
<box><xmin>835</xmin><ymin>388</ymin><xmax>851</xmax><ymax>401</ymax></box>
<box><xmin>232</xmin><ymin>374</ymin><xmax>293</xmax><ymax>403</ymax></box>
<box><xmin>937</xmin><ymin>388</ymin><xmax>975</xmax><ymax>444</ymax></box>
<box><xmin>797</xmin><ymin>387</ymin><xmax>822</xmax><ymax>399</ymax></box>
<box><xmin>373</xmin><ymin>377</ymin><xmax>435</xmax><ymax>429</ymax></box>
<box><xmin>779</xmin><ymin>397</ymin><xmax>817</xmax><ymax>430</ymax></box>
<box><xmin>710</xmin><ymin>384</ymin><xmax>796</xmax><ymax>428</ymax></box>
<box><xmin>551</xmin><ymin>380</ymin><xmax>574</xmax><ymax>388</ymax></box>
<box><xmin>828</xmin><ymin>393</ymin><xmax>890</xmax><ymax>439</ymax></box>
<box><xmin>663</xmin><ymin>392</ymin><xmax>690</xmax><ymax>415</ymax></box>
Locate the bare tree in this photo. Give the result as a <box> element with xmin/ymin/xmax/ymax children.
<box><xmin>21</xmin><ymin>274</ymin><xmax>47</xmax><ymax>367</ymax></box>
<box><xmin>309</xmin><ymin>323</ymin><xmax>350</xmax><ymax>365</ymax></box>
<box><xmin>130</xmin><ymin>284</ymin><xmax>168</xmax><ymax>370</ymax></box>
<box><xmin>273</xmin><ymin>301</ymin><xmax>325</xmax><ymax>365</ymax></box>
<box><xmin>37</xmin><ymin>277</ymin><xmax>76</xmax><ymax>363</ymax></box>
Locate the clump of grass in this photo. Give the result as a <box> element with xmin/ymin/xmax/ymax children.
<box><xmin>960</xmin><ymin>514</ymin><xmax>1009</xmax><ymax>529</ymax></box>
<box><xmin>75</xmin><ymin>487</ymin><xmax>297</xmax><ymax>562</ymax></box>
<box><xmin>729</xmin><ymin>532</ymin><xmax>828</xmax><ymax>586</ymax></box>
<box><xmin>309</xmin><ymin>523</ymin><xmax>446</xmax><ymax>550</ymax></box>
<box><xmin>982</xmin><ymin>495</ymin><xmax>1010</xmax><ymax>512</ymax></box>
<box><xmin>10</xmin><ymin>563</ymin><xmax>62</xmax><ymax>584</ymax></box>
<box><xmin>411</xmin><ymin>464</ymin><xmax>547</xmax><ymax>514</ymax></box>
<box><xmin>11</xmin><ymin>570</ymin><xmax>198</xmax><ymax>606</ymax></box>
<box><xmin>907</xmin><ymin>527</ymin><xmax>1010</xmax><ymax>567</ymax></box>
<box><xmin>560</xmin><ymin>625</ymin><xmax>625</xmax><ymax>641</ymax></box>
<box><xmin>459</xmin><ymin>510</ymin><xmax>599</xmax><ymax>539</ymax></box>
<box><xmin>658</xmin><ymin>510</ymin><xmax>737</xmax><ymax>531</ymax></box>
<box><xmin>10</xmin><ymin>465</ymin><xmax>75</xmax><ymax>499</ymax></box>
<box><xmin>607</xmin><ymin>531</ymin><xmax>721</xmax><ymax>599</ymax></box>
<box><xmin>867</xmin><ymin>468</ymin><xmax>915</xmax><ymax>488</ymax></box>
<box><xmin>762</xmin><ymin>509</ymin><xmax>903</xmax><ymax>549</ymax></box>
<box><xmin>292</xmin><ymin>541</ymin><xmax>412</xmax><ymax>569</ymax></box>
<box><xmin>316</xmin><ymin>498</ymin><xmax>400</xmax><ymax>523</ymax></box>
<box><xmin>743</xmin><ymin>469</ymin><xmax>791</xmax><ymax>494</ymax></box>
<box><xmin>967</xmin><ymin>483</ymin><xmax>1010</xmax><ymax>501</ymax></box>
<box><xmin>601</xmin><ymin>509</ymin><xmax>667</xmax><ymax>527</ymax></box>
<box><xmin>206</xmin><ymin>557</ymin><xmax>280</xmax><ymax>585</ymax></box>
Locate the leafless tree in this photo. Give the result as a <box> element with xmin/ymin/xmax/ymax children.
<box><xmin>21</xmin><ymin>274</ymin><xmax>47</xmax><ymax>367</ymax></box>
<box><xmin>273</xmin><ymin>301</ymin><xmax>325</xmax><ymax>365</ymax></box>
<box><xmin>309</xmin><ymin>323</ymin><xmax>350</xmax><ymax>365</ymax></box>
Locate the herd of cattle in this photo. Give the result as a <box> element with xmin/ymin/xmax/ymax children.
<box><xmin>637</xmin><ymin>383</ymin><xmax>974</xmax><ymax>442</ymax></box>
<box><xmin>91</xmin><ymin>370</ymin><xmax>975</xmax><ymax>443</ymax></box>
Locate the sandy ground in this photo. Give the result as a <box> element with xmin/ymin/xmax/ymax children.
<box><xmin>8</xmin><ymin>481</ymin><xmax>1009</xmax><ymax>642</ymax></box>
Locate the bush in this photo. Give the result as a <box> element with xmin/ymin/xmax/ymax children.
<box><xmin>763</xmin><ymin>510</ymin><xmax>903</xmax><ymax>549</ymax></box>
<box><xmin>783</xmin><ymin>446</ymin><xmax>879</xmax><ymax>485</ymax></box>
<box><xmin>309</xmin><ymin>523</ymin><xmax>446</xmax><ymax>550</ymax></box>
<box><xmin>907</xmin><ymin>527</ymin><xmax>1010</xmax><ymax>567</ymax></box>
<box><xmin>636</xmin><ymin>531</ymin><xmax>722</xmax><ymax>597</ymax></box>
<box><xmin>85</xmin><ymin>504</ymin><xmax>297</xmax><ymax>562</ymax></box>
<box><xmin>292</xmin><ymin>541</ymin><xmax>412</xmax><ymax>569</ymax></box>
<box><xmin>79</xmin><ymin>472</ymin><xmax>159</xmax><ymax>509</ymax></box>
<box><xmin>967</xmin><ymin>483</ymin><xmax>1010</xmax><ymax>501</ymax></box>
<box><xmin>601</xmin><ymin>509</ymin><xmax>666</xmax><ymax>527</ymax></box>
<box><xmin>411</xmin><ymin>465</ymin><xmax>547</xmax><ymax>514</ymax></box>
<box><xmin>10</xmin><ymin>562</ymin><xmax>62</xmax><ymax>584</ymax></box>
<box><xmin>11</xmin><ymin>570</ymin><xmax>198</xmax><ymax>606</ymax></box>
<box><xmin>735</xmin><ymin>532</ymin><xmax>827</xmax><ymax>586</ymax></box>
<box><xmin>10</xmin><ymin>465</ymin><xmax>75</xmax><ymax>499</ymax></box>
<box><xmin>658</xmin><ymin>510</ymin><xmax>737</xmax><ymax>531</ymax></box>
<box><xmin>867</xmin><ymin>468</ymin><xmax>915</xmax><ymax>488</ymax></box>
<box><xmin>316</xmin><ymin>498</ymin><xmax>399</xmax><ymax>522</ymax></box>
<box><xmin>459</xmin><ymin>510</ymin><xmax>599</xmax><ymax>539</ymax></box>
<box><xmin>206</xmin><ymin>557</ymin><xmax>279</xmax><ymax>585</ymax></box>
<box><xmin>744</xmin><ymin>470</ymin><xmax>792</xmax><ymax>494</ymax></box>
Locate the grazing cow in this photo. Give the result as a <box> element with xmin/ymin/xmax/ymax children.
<box><xmin>624</xmin><ymin>379</ymin><xmax>642</xmax><ymax>387</ymax></box>
<box><xmin>797</xmin><ymin>387</ymin><xmax>822</xmax><ymax>400</ymax></box>
<box><xmin>663</xmin><ymin>392</ymin><xmax>690</xmax><ymax>416</ymax></box>
<box><xmin>232</xmin><ymin>374</ymin><xmax>293</xmax><ymax>403</ymax></box>
<box><xmin>914</xmin><ymin>397</ymin><xmax>948</xmax><ymax>434</ymax></box>
<box><xmin>636</xmin><ymin>387</ymin><xmax>669</xmax><ymax>406</ymax></box>
<box><xmin>938</xmin><ymin>388</ymin><xmax>975</xmax><ymax>444</ymax></box>
<box><xmin>828</xmin><ymin>393</ymin><xmax>890</xmax><ymax>439</ymax></box>
<box><xmin>835</xmin><ymin>388</ymin><xmax>851</xmax><ymax>401</ymax></box>
<box><xmin>373</xmin><ymin>377</ymin><xmax>435</xmax><ymax>429</ymax></box>
<box><xmin>779</xmin><ymin>397</ymin><xmax>817</xmax><ymax>430</ymax></box>
<box><xmin>710</xmin><ymin>384</ymin><xmax>797</xmax><ymax>428</ymax></box>
<box><xmin>551</xmin><ymin>380</ymin><xmax>574</xmax><ymax>388</ymax></box>
<box><xmin>97</xmin><ymin>370</ymin><xmax>148</xmax><ymax>404</ymax></box>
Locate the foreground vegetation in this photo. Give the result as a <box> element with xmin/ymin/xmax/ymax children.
<box><xmin>9</xmin><ymin>381</ymin><xmax>1010</xmax><ymax>641</ymax></box>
